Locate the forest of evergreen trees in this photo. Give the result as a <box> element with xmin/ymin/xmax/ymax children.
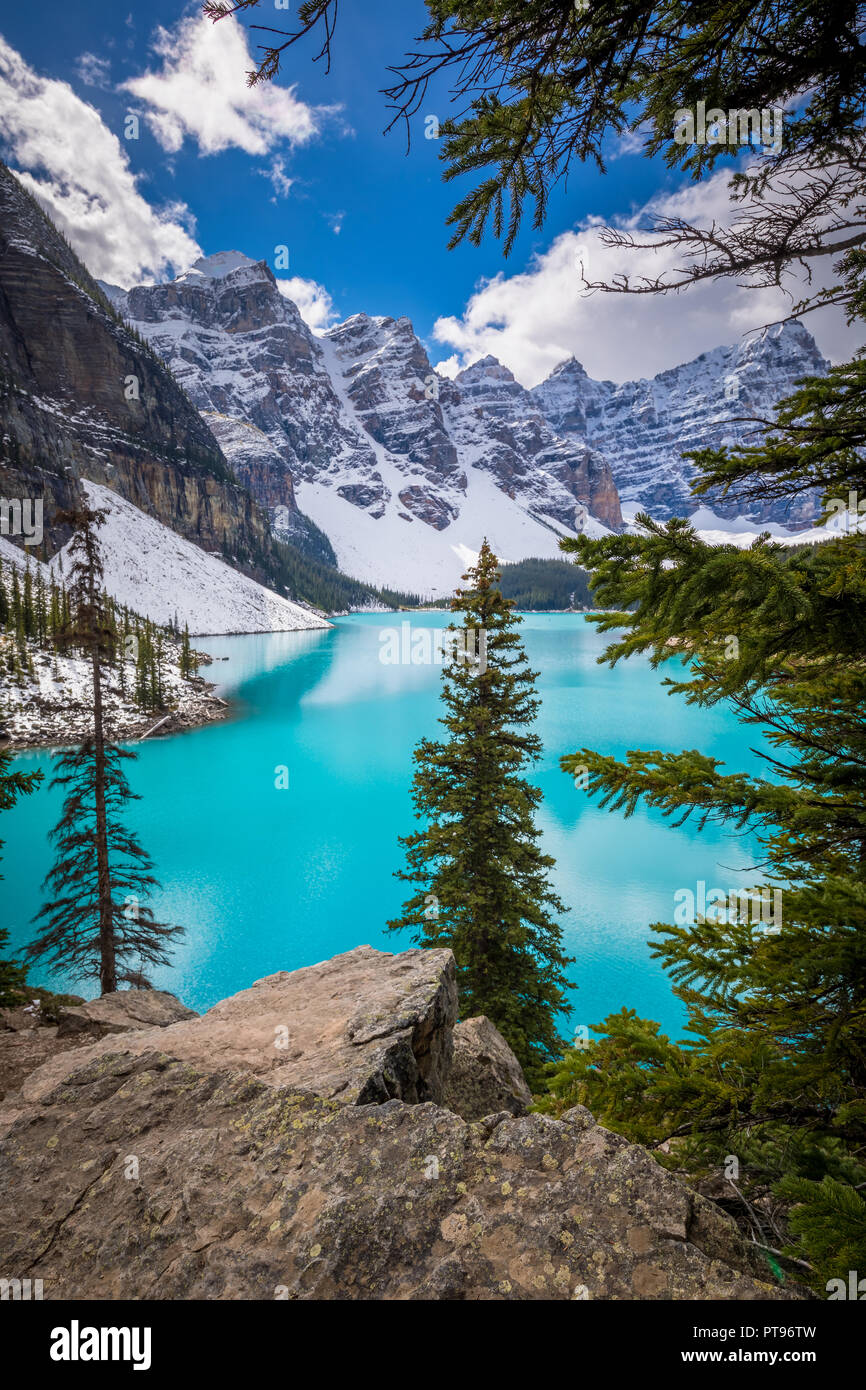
<box><xmin>498</xmin><ymin>558</ymin><xmax>594</xmax><ymax>610</ymax></box>
<box><xmin>0</xmin><ymin>554</ymin><xmax>197</xmax><ymax>715</ymax></box>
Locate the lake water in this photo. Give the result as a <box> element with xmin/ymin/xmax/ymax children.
<box><xmin>2</xmin><ymin>613</ymin><xmax>768</xmax><ymax>1043</ymax></box>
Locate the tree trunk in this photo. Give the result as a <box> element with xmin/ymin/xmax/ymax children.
<box><xmin>90</xmin><ymin>595</ymin><xmax>115</xmax><ymax>994</ymax></box>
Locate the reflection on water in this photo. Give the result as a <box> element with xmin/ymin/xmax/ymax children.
<box><xmin>3</xmin><ymin>614</ymin><xmax>768</xmax><ymax>1041</ymax></box>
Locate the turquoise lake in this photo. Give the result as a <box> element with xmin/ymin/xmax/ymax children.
<box><xmin>2</xmin><ymin>612</ymin><xmax>769</xmax><ymax>1042</ymax></box>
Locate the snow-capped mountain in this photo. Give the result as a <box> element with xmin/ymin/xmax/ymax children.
<box><xmin>531</xmin><ymin>320</ymin><xmax>828</xmax><ymax>525</ymax></box>
<box><xmin>0</xmin><ymin>166</ymin><xmax>293</xmax><ymax>592</ymax></box>
<box><xmin>447</xmin><ymin>355</ymin><xmax>622</xmax><ymax>533</ymax></box>
<box><xmin>0</xmin><ymin>482</ymin><xmax>330</xmax><ymax>636</ymax></box>
<box><xmin>109</xmin><ymin>249</ymin><xmax>831</xmax><ymax>591</ymax></box>
<box><xmin>114</xmin><ymin>253</ymin><xmax>622</xmax><ymax>595</ymax></box>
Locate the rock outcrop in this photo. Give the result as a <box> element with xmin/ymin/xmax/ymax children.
<box><xmin>444</xmin><ymin>1016</ymin><xmax>533</xmax><ymax>1122</ymax></box>
<box><xmin>55</xmin><ymin>989</ymin><xmax>198</xmax><ymax>1040</ymax></box>
<box><xmin>0</xmin><ymin>946</ymin><xmax>803</xmax><ymax>1300</ymax></box>
<box><xmin>0</xmin><ymin>164</ymin><xmax>313</xmax><ymax>587</ymax></box>
<box><xmin>18</xmin><ymin>946</ymin><xmax>457</xmax><ymax>1108</ymax></box>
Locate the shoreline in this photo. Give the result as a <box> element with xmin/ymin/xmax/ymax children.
<box><xmin>2</xmin><ymin>636</ymin><xmax>242</xmax><ymax>753</ymax></box>
<box><xmin>4</xmin><ymin>611</ymin><xmax>601</xmax><ymax>753</ymax></box>
<box><xmin>4</xmin><ymin>675</ymin><xmax>238</xmax><ymax>754</ymax></box>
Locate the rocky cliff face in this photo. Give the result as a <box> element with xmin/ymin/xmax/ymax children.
<box><xmin>0</xmin><ymin>945</ymin><xmax>805</xmax><ymax>1301</ymax></box>
<box><xmin>116</xmin><ymin>254</ymin><xmax>623</xmax><ymax>594</ymax></box>
<box><xmin>0</xmin><ymin>166</ymin><xmax>302</xmax><ymax>587</ymax></box>
<box><xmin>449</xmin><ymin>355</ymin><xmax>623</xmax><ymax>530</ymax></box>
<box><xmin>531</xmin><ymin>321</ymin><xmax>828</xmax><ymax>525</ymax></box>
<box><xmin>117</xmin><ymin>249</ymin><xmax>827</xmax><ymax>591</ymax></box>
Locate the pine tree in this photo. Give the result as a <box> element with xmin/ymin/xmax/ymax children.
<box><xmin>541</xmin><ymin>360</ymin><xmax>866</xmax><ymax>1287</ymax></box>
<box><xmin>27</xmin><ymin>741</ymin><xmax>182</xmax><ymax>993</ymax></box>
<box><xmin>387</xmin><ymin>540</ymin><xmax>573</xmax><ymax>1081</ymax></box>
<box><xmin>26</xmin><ymin>506</ymin><xmax>182</xmax><ymax>994</ymax></box>
<box><xmin>0</xmin><ymin>557</ymin><xmax>8</xmax><ymax>628</ymax></box>
<box><xmin>0</xmin><ymin>926</ymin><xmax>27</xmax><ymax>1008</ymax></box>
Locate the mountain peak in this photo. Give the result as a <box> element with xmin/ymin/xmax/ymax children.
<box><xmin>456</xmin><ymin>354</ymin><xmax>515</xmax><ymax>383</ymax></box>
<box><xmin>549</xmin><ymin>355</ymin><xmax>589</xmax><ymax>380</ymax></box>
<box><xmin>179</xmin><ymin>251</ymin><xmax>261</xmax><ymax>283</ymax></box>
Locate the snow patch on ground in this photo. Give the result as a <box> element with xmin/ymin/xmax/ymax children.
<box><xmin>52</xmin><ymin>483</ymin><xmax>331</xmax><ymax>635</ymax></box>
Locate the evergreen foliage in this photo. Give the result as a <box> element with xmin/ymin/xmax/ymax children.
<box><xmin>498</xmin><ymin>557</ymin><xmax>593</xmax><ymax>611</ymax></box>
<box><xmin>388</xmin><ymin>540</ymin><xmax>573</xmax><ymax>1082</ymax></box>
<box><xmin>543</xmin><ymin>358</ymin><xmax>866</xmax><ymax>1287</ymax></box>
<box><xmin>0</xmin><ymin>926</ymin><xmax>27</xmax><ymax>1008</ymax></box>
<box><xmin>0</xmin><ymin>744</ymin><xmax>41</xmax><ymax>1005</ymax></box>
<box><xmin>268</xmin><ymin>533</ymin><xmax>426</xmax><ymax>613</ymax></box>
<box><xmin>27</xmin><ymin>739</ymin><xmax>182</xmax><ymax>993</ymax></box>
<box><xmin>24</xmin><ymin>507</ymin><xmax>182</xmax><ymax>994</ymax></box>
<box><xmin>0</xmin><ymin>554</ymin><xmax>188</xmax><ymax>712</ymax></box>
<box><xmin>216</xmin><ymin>1</ymin><xmax>866</xmax><ymax>298</ymax></box>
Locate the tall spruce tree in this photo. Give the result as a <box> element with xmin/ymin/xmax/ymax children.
<box><xmin>387</xmin><ymin>540</ymin><xmax>573</xmax><ymax>1080</ymax></box>
<box><xmin>26</xmin><ymin>506</ymin><xmax>181</xmax><ymax>994</ymax></box>
<box><xmin>539</xmin><ymin>363</ymin><xmax>866</xmax><ymax>1289</ymax></box>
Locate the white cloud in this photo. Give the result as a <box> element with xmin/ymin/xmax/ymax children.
<box><xmin>0</xmin><ymin>34</ymin><xmax>201</xmax><ymax>287</ymax></box>
<box><xmin>260</xmin><ymin>155</ymin><xmax>293</xmax><ymax>201</ymax></box>
<box><xmin>433</xmin><ymin>169</ymin><xmax>859</xmax><ymax>386</ymax></box>
<box><xmin>121</xmin><ymin>15</ymin><xmax>329</xmax><ymax>157</ymax></box>
<box><xmin>276</xmin><ymin>276</ymin><xmax>338</xmax><ymax>333</ymax></box>
<box><xmin>75</xmin><ymin>52</ymin><xmax>111</xmax><ymax>88</ymax></box>
<box><xmin>606</xmin><ymin>125</ymin><xmax>652</xmax><ymax>160</ymax></box>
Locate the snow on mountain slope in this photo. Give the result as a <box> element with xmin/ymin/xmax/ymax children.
<box><xmin>302</xmin><ymin>328</ymin><xmax>616</xmax><ymax>594</ymax></box>
<box><xmin>445</xmin><ymin>355</ymin><xmax>622</xmax><ymax>532</ymax></box>
<box><xmin>119</xmin><ymin>254</ymin><xmax>619</xmax><ymax>594</ymax></box>
<box><xmin>116</xmin><ymin>250</ymin><xmax>829</xmax><ymax>588</ymax></box>
<box><xmin>57</xmin><ymin>483</ymin><xmax>330</xmax><ymax>636</ymax></box>
<box><xmin>295</xmin><ymin>466</ymin><xmax>580</xmax><ymax>596</ymax></box>
<box><xmin>532</xmin><ymin>321</ymin><xmax>828</xmax><ymax>526</ymax></box>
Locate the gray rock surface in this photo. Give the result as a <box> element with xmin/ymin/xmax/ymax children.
<box><xmin>0</xmin><ymin>1052</ymin><xmax>802</xmax><ymax>1300</ymax></box>
<box><xmin>531</xmin><ymin>321</ymin><xmax>828</xmax><ymax>525</ymax></box>
<box><xmin>444</xmin><ymin>1016</ymin><xmax>533</xmax><ymax>1121</ymax></box>
<box><xmin>0</xmin><ymin>946</ymin><xmax>805</xmax><ymax>1300</ymax></box>
<box><xmin>21</xmin><ymin>946</ymin><xmax>457</xmax><ymax>1108</ymax></box>
<box><xmin>55</xmin><ymin>989</ymin><xmax>198</xmax><ymax>1039</ymax></box>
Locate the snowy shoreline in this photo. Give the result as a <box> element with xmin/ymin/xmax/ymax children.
<box><xmin>2</xmin><ymin>657</ymin><xmax>237</xmax><ymax>753</ymax></box>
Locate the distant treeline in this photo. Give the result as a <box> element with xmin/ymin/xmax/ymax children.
<box><xmin>498</xmin><ymin>557</ymin><xmax>593</xmax><ymax>610</ymax></box>
<box><xmin>270</xmin><ymin>535</ymin><xmax>425</xmax><ymax>614</ymax></box>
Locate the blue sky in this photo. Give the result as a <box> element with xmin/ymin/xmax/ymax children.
<box><xmin>0</xmin><ymin>2</ymin><xmax>854</xmax><ymax>383</ymax></box>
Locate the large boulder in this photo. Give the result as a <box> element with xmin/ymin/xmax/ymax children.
<box><xmin>55</xmin><ymin>989</ymin><xmax>198</xmax><ymax>1039</ymax></box>
<box><xmin>444</xmin><ymin>1016</ymin><xmax>533</xmax><ymax>1121</ymax></box>
<box><xmin>21</xmin><ymin>946</ymin><xmax>457</xmax><ymax>1108</ymax></box>
<box><xmin>0</xmin><ymin>947</ymin><xmax>805</xmax><ymax>1300</ymax></box>
<box><xmin>0</xmin><ymin>1049</ymin><xmax>803</xmax><ymax>1300</ymax></box>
